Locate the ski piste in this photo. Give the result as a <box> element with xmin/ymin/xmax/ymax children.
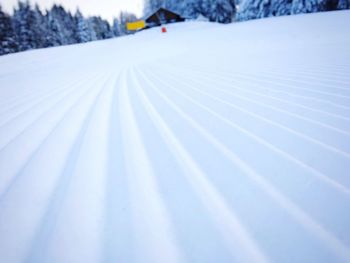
<box><xmin>0</xmin><ymin>10</ymin><xmax>350</xmax><ymax>263</ymax></box>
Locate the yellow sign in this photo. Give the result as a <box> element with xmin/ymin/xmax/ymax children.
<box><xmin>126</xmin><ymin>20</ymin><xmax>146</xmax><ymax>31</ymax></box>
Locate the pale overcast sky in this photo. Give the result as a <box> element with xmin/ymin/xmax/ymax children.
<box><xmin>1</xmin><ymin>0</ymin><xmax>144</xmax><ymax>21</ymax></box>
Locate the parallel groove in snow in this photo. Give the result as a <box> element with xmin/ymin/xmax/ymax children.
<box><xmin>142</xmin><ymin>66</ymin><xmax>350</xmax><ymax>166</ymax></box>
<box><xmin>1</xmin><ymin>11</ymin><xmax>350</xmax><ymax>263</ymax></box>
<box><xmin>0</xmin><ymin>72</ymin><xmax>106</xmax><ymax>148</ymax></box>
<box><xmin>118</xmin><ymin>71</ymin><xmax>183</xmax><ymax>263</ymax></box>
<box><xmin>153</xmin><ymin>64</ymin><xmax>350</xmax><ymax>143</ymax></box>
<box><xmin>0</xmin><ymin>72</ymin><xmax>114</xmax><ymax>263</ymax></box>
<box><xmin>43</xmin><ymin>70</ymin><xmax>118</xmax><ymax>263</ymax></box>
<box><xmin>25</xmin><ymin>72</ymin><xmax>117</xmax><ymax>263</ymax></box>
<box><xmin>131</xmin><ymin>68</ymin><xmax>270</xmax><ymax>263</ymax></box>
<box><xmin>0</xmin><ymin>71</ymin><xmax>102</xmax><ymax>127</ymax></box>
<box><xmin>140</xmin><ymin>67</ymin><xmax>350</xmax><ymax>195</ymax></box>
<box><xmin>164</xmin><ymin>62</ymin><xmax>350</xmax><ymax>113</ymax></box>
<box><xmin>0</xmin><ymin>72</ymin><xmax>109</xmax><ymax>195</ymax></box>
<box><xmin>163</xmin><ymin>62</ymin><xmax>350</xmax><ymax>122</ymax></box>
<box><xmin>135</xmin><ymin>67</ymin><xmax>350</xmax><ymax>262</ymax></box>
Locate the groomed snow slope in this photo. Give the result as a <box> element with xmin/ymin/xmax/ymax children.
<box><xmin>0</xmin><ymin>10</ymin><xmax>350</xmax><ymax>263</ymax></box>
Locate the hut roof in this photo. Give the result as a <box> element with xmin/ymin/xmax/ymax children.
<box><xmin>144</xmin><ymin>7</ymin><xmax>181</xmax><ymax>20</ymax></box>
<box><xmin>144</xmin><ymin>7</ymin><xmax>185</xmax><ymax>23</ymax></box>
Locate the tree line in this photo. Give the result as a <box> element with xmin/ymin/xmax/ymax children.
<box><xmin>1</xmin><ymin>0</ymin><xmax>350</xmax><ymax>56</ymax></box>
<box><xmin>144</xmin><ymin>0</ymin><xmax>350</xmax><ymax>23</ymax></box>
<box><xmin>0</xmin><ymin>1</ymin><xmax>137</xmax><ymax>56</ymax></box>
<box><xmin>236</xmin><ymin>0</ymin><xmax>349</xmax><ymax>21</ymax></box>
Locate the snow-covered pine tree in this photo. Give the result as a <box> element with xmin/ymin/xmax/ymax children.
<box><xmin>100</xmin><ymin>19</ymin><xmax>114</xmax><ymax>39</ymax></box>
<box><xmin>235</xmin><ymin>0</ymin><xmax>251</xmax><ymax>21</ymax></box>
<box><xmin>87</xmin><ymin>18</ymin><xmax>98</xmax><ymax>41</ymax></box>
<box><xmin>143</xmin><ymin>0</ymin><xmax>164</xmax><ymax>16</ymax></box>
<box><xmin>236</xmin><ymin>0</ymin><xmax>292</xmax><ymax>21</ymax></box>
<box><xmin>290</xmin><ymin>0</ymin><xmax>331</xmax><ymax>14</ymax></box>
<box><xmin>88</xmin><ymin>17</ymin><xmax>103</xmax><ymax>40</ymax></box>
<box><xmin>236</xmin><ymin>0</ymin><xmax>342</xmax><ymax>20</ymax></box>
<box><xmin>164</xmin><ymin>0</ymin><xmax>181</xmax><ymax>12</ymax></box>
<box><xmin>45</xmin><ymin>9</ymin><xmax>66</xmax><ymax>46</ymax></box>
<box><xmin>112</xmin><ymin>18</ymin><xmax>121</xmax><ymax>37</ymax></box>
<box><xmin>65</xmin><ymin>11</ymin><xmax>78</xmax><ymax>44</ymax></box>
<box><xmin>337</xmin><ymin>0</ymin><xmax>350</xmax><ymax>9</ymax></box>
<box><xmin>31</xmin><ymin>4</ymin><xmax>48</xmax><ymax>49</ymax></box>
<box><xmin>205</xmin><ymin>0</ymin><xmax>236</xmax><ymax>23</ymax></box>
<box><xmin>182</xmin><ymin>0</ymin><xmax>203</xmax><ymax>19</ymax></box>
<box><xmin>89</xmin><ymin>16</ymin><xmax>113</xmax><ymax>39</ymax></box>
<box><xmin>75</xmin><ymin>9</ymin><xmax>92</xmax><ymax>43</ymax></box>
<box><xmin>12</xmin><ymin>1</ymin><xmax>38</xmax><ymax>51</ymax></box>
<box><xmin>200</xmin><ymin>0</ymin><xmax>211</xmax><ymax>17</ymax></box>
<box><xmin>0</xmin><ymin>6</ymin><xmax>17</xmax><ymax>55</ymax></box>
<box><xmin>272</xmin><ymin>0</ymin><xmax>293</xmax><ymax>15</ymax></box>
<box><xmin>50</xmin><ymin>5</ymin><xmax>77</xmax><ymax>45</ymax></box>
<box><xmin>262</xmin><ymin>0</ymin><xmax>293</xmax><ymax>17</ymax></box>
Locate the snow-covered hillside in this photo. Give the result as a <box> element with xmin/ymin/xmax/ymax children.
<box><xmin>0</xmin><ymin>10</ymin><xmax>350</xmax><ymax>263</ymax></box>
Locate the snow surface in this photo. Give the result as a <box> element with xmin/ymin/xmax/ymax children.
<box><xmin>1</xmin><ymin>10</ymin><xmax>350</xmax><ymax>263</ymax></box>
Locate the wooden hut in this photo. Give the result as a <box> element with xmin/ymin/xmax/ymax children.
<box><xmin>145</xmin><ymin>8</ymin><xmax>185</xmax><ymax>28</ymax></box>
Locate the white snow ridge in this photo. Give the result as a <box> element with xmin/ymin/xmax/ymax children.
<box><xmin>1</xmin><ymin>10</ymin><xmax>350</xmax><ymax>263</ymax></box>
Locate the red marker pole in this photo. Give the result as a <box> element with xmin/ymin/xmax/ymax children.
<box><xmin>161</xmin><ymin>27</ymin><xmax>167</xmax><ymax>33</ymax></box>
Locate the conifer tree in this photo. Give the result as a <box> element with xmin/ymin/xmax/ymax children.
<box><xmin>12</xmin><ymin>1</ymin><xmax>37</xmax><ymax>51</ymax></box>
<box><xmin>75</xmin><ymin>9</ymin><xmax>91</xmax><ymax>43</ymax></box>
<box><xmin>337</xmin><ymin>0</ymin><xmax>349</xmax><ymax>8</ymax></box>
<box><xmin>143</xmin><ymin>0</ymin><xmax>164</xmax><ymax>16</ymax></box>
<box><xmin>204</xmin><ymin>0</ymin><xmax>236</xmax><ymax>23</ymax></box>
<box><xmin>112</xmin><ymin>18</ymin><xmax>121</xmax><ymax>37</ymax></box>
<box><xmin>291</xmin><ymin>0</ymin><xmax>326</xmax><ymax>14</ymax></box>
<box><xmin>0</xmin><ymin>6</ymin><xmax>17</xmax><ymax>55</ymax></box>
